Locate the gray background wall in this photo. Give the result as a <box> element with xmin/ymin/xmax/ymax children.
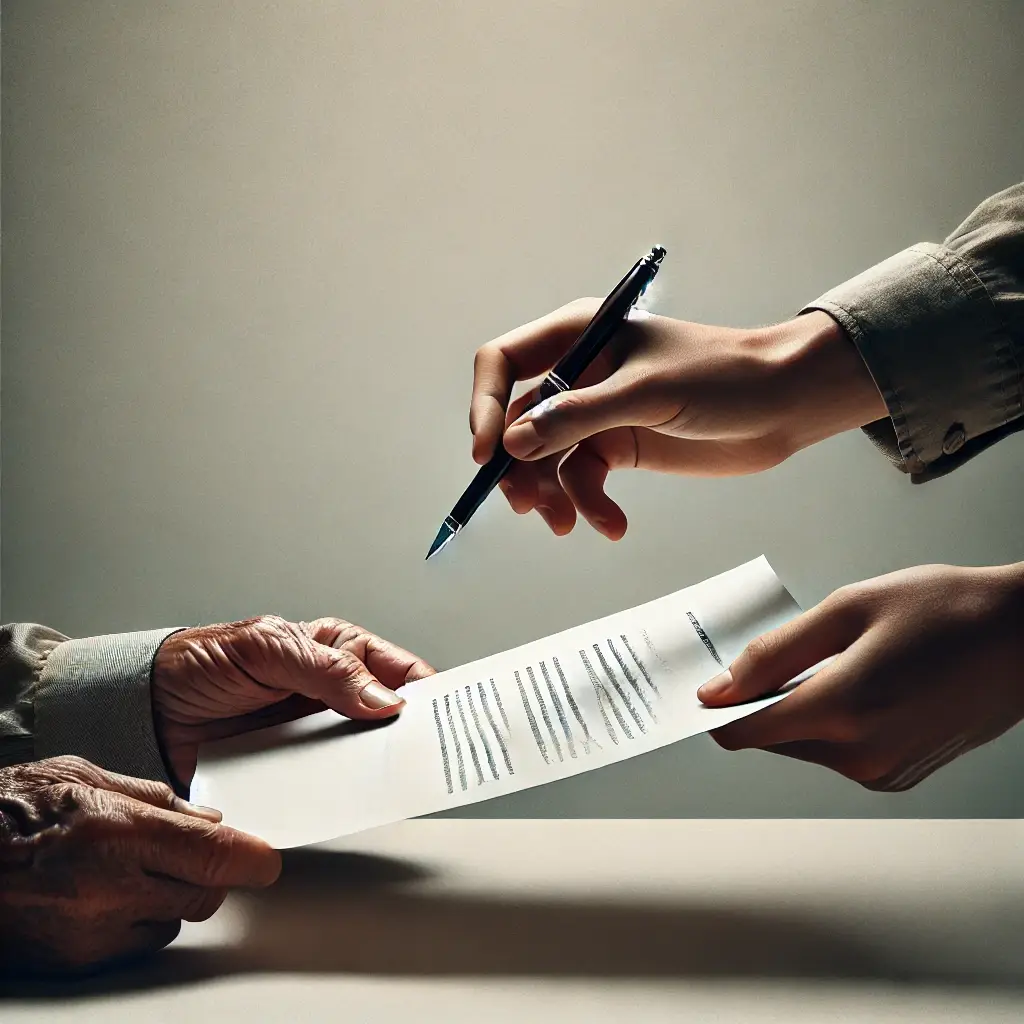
<box><xmin>2</xmin><ymin>0</ymin><xmax>1022</xmax><ymax>816</ymax></box>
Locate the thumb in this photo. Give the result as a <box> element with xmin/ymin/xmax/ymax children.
<box><xmin>502</xmin><ymin>374</ymin><xmax>654</xmax><ymax>461</ymax></box>
<box><xmin>697</xmin><ymin>592</ymin><xmax>864</xmax><ymax>706</ymax></box>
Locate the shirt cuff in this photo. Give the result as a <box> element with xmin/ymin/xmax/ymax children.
<box><xmin>801</xmin><ymin>242</ymin><xmax>1023</xmax><ymax>478</ymax></box>
<box><xmin>34</xmin><ymin>628</ymin><xmax>184</xmax><ymax>785</ymax></box>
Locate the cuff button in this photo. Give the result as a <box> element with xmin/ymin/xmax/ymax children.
<box><xmin>942</xmin><ymin>423</ymin><xmax>966</xmax><ymax>455</ymax></box>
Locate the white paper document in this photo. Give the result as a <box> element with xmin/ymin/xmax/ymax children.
<box><xmin>193</xmin><ymin>556</ymin><xmax>802</xmax><ymax>848</ymax></box>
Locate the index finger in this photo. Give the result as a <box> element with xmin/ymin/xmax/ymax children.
<box><xmin>470</xmin><ymin>299</ymin><xmax>599</xmax><ymax>463</ymax></box>
<box><xmin>306</xmin><ymin>617</ymin><xmax>436</xmax><ymax>687</ymax></box>
<box><xmin>358</xmin><ymin>635</ymin><xmax>436</xmax><ymax>687</ymax></box>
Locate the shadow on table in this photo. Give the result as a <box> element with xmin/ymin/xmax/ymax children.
<box><xmin>4</xmin><ymin>844</ymin><xmax>1024</xmax><ymax>1000</ymax></box>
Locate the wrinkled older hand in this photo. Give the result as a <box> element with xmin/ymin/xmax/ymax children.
<box><xmin>0</xmin><ymin>756</ymin><xmax>279</xmax><ymax>975</ymax></box>
<box><xmin>152</xmin><ymin>615</ymin><xmax>435</xmax><ymax>787</ymax></box>
<box><xmin>699</xmin><ymin>563</ymin><xmax>1024</xmax><ymax>791</ymax></box>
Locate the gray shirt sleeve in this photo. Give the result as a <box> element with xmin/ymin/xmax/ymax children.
<box><xmin>801</xmin><ymin>182</ymin><xmax>1024</xmax><ymax>481</ymax></box>
<box><xmin>0</xmin><ymin>623</ymin><xmax>182</xmax><ymax>784</ymax></box>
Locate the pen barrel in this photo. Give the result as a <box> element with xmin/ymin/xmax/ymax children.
<box><xmin>551</xmin><ymin>260</ymin><xmax>658</xmax><ymax>387</ymax></box>
<box><xmin>438</xmin><ymin>246</ymin><xmax>664</xmax><ymax>544</ymax></box>
<box><xmin>451</xmin><ymin>445</ymin><xmax>515</xmax><ymax>525</ymax></box>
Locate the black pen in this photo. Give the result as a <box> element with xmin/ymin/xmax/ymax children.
<box><xmin>426</xmin><ymin>245</ymin><xmax>666</xmax><ymax>559</ymax></box>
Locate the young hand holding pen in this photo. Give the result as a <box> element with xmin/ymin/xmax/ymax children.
<box><xmin>470</xmin><ymin>300</ymin><xmax>885</xmax><ymax>538</ymax></box>
<box><xmin>469</xmin><ymin>299</ymin><xmax>1024</xmax><ymax>790</ymax></box>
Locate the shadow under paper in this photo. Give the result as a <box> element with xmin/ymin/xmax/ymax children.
<box><xmin>4</xmin><ymin>844</ymin><xmax>1024</xmax><ymax>1000</ymax></box>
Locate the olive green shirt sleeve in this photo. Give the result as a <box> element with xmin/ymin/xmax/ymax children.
<box><xmin>0</xmin><ymin>623</ymin><xmax>182</xmax><ymax>784</ymax></box>
<box><xmin>801</xmin><ymin>182</ymin><xmax>1024</xmax><ymax>481</ymax></box>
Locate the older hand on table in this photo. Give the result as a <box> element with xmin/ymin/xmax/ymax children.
<box><xmin>0</xmin><ymin>615</ymin><xmax>434</xmax><ymax>975</ymax></box>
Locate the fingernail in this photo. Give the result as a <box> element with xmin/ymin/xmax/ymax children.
<box><xmin>698</xmin><ymin>669</ymin><xmax>734</xmax><ymax>702</ymax></box>
<box><xmin>183</xmin><ymin>802</ymin><xmax>223</xmax><ymax>822</ymax></box>
<box><xmin>360</xmin><ymin>681</ymin><xmax>404</xmax><ymax>710</ymax></box>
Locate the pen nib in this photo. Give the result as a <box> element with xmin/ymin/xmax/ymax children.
<box><xmin>425</xmin><ymin>520</ymin><xmax>458</xmax><ymax>560</ymax></box>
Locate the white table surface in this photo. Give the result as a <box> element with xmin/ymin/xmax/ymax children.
<box><xmin>3</xmin><ymin>820</ymin><xmax>1023</xmax><ymax>1022</ymax></box>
